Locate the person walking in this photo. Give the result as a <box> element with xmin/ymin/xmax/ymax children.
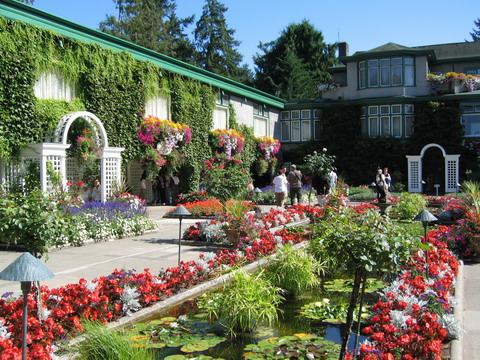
<box><xmin>383</xmin><ymin>167</ymin><xmax>393</xmax><ymax>194</ymax></box>
<box><xmin>273</xmin><ymin>169</ymin><xmax>288</xmax><ymax>208</ymax></box>
<box><xmin>375</xmin><ymin>168</ymin><xmax>388</xmax><ymax>203</ymax></box>
<box><xmin>287</xmin><ymin>164</ymin><xmax>303</xmax><ymax>205</ymax></box>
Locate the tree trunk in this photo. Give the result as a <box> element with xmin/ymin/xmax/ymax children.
<box><xmin>339</xmin><ymin>269</ymin><xmax>364</xmax><ymax>360</ymax></box>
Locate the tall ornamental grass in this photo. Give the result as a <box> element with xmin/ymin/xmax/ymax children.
<box><xmin>198</xmin><ymin>268</ymin><xmax>283</xmax><ymax>336</ymax></box>
<box><xmin>264</xmin><ymin>244</ymin><xmax>322</xmax><ymax>297</ymax></box>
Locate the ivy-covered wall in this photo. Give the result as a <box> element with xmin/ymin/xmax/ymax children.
<box><xmin>0</xmin><ymin>17</ymin><xmax>223</xmax><ymax>191</ymax></box>
<box><xmin>282</xmin><ymin>101</ymin><xmax>475</xmax><ymax>187</ymax></box>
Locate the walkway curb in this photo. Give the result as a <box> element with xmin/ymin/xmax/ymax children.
<box><xmin>451</xmin><ymin>259</ymin><xmax>464</xmax><ymax>360</ymax></box>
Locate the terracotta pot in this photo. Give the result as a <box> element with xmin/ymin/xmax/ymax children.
<box><xmin>224</xmin><ymin>228</ymin><xmax>248</xmax><ymax>246</ymax></box>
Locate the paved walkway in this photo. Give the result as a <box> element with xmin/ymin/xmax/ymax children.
<box><xmin>0</xmin><ymin>206</ymin><xmax>216</xmax><ymax>296</ymax></box>
<box><xmin>0</xmin><ymin>204</ymin><xmax>477</xmax><ymax>360</ymax></box>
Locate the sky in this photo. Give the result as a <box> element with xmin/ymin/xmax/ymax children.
<box><xmin>31</xmin><ymin>0</ymin><xmax>479</xmax><ymax>70</ymax></box>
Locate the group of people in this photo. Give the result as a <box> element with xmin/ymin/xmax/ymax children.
<box><xmin>141</xmin><ymin>171</ymin><xmax>180</xmax><ymax>205</ymax></box>
<box><xmin>375</xmin><ymin>167</ymin><xmax>393</xmax><ymax>203</ymax></box>
<box><xmin>272</xmin><ymin>164</ymin><xmax>338</xmax><ymax>208</ymax></box>
<box><xmin>80</xmin><ymin>179</ymin><xmax>102</xmax><ymax>202</ymax></box>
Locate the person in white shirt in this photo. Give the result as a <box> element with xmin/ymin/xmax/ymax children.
<box><xmin>273</xmin><ymin>169</ymin><xmax>288</xmax><ymax>208</ymax></box>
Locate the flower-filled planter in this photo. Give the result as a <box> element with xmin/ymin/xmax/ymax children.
<box><xmin>138</xmin><ymin>116</ymin><xmax>192</xmax><ymax>179</ymax></box>
<box><xmin>254</xmin><ymin>136</ymin><xmax>280</xmax><ymax>176</ymax></box>
<box><xmin>210</xmin><ymin>129</ymin><xmax>245</xmax><ymax>159</ymax></box>
<box><xmin>427</xmin><ymin>72</ymin><xmax>480</xmax><ymax>95</ymax></box>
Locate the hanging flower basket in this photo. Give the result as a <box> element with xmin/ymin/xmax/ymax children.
<box><xmin>138</xmin><ymin>116</ymin><xmax>191</xmax><ymax>179</ymax></box>
<box><xmin>254</xmin><ymin>136</ymin><xmax>281</xmax><ymax>176</ymax></box>
<box><xmin>210</xmin><ymin>129</ymin><xmax>245</xmax><ymax>159</ymax></box>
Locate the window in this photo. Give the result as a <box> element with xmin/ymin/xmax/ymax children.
<box><xmin>301</xmin><ymin>120</ymin><xmax>311</xmax><ymax>141</ymax></box>
<box><xmin>216</xmin><ymin>91</ymin><xmax>229</xmax><ymax>106</ymax></box>
<box><xmin>145</xmin><ymin>95</ymin><xmax>170</xmax><ymax>119</ymax></box>
<box><xmin>291</xmin><ymin>110</ymin><xmax>300</xmax><ymax>119</ymax></box>
<box><xmin>213</xmin><ymin>107</ymin><xmax>228</xmax><ymax>129</ymax></box>
<box><xmin>34</xmin><ymin>72</ymin><xmax>77</xmax><ymax>101</ymax></box>
<box><xmin>465</xmin><ymin>67</ymin><xmax>480</xmax><ymax>75</ymax></box>
<box><xmin>253</xmin><ymin>103</ymin><xmax>269</xmax><ymax>117</ymax></box>
<box><xmin>281</xmin><ymin>111</ymin><xmax>290</xmax><ymax>120</ymax></box>
<box><xmin>359</xmin><ymin>61</ymin><xmax>366</xmax><ymax>89</ymax></box>
<box><xmin>359</xmin><ymin>56</ymin><xmax>415</xmax><ymax>88</ymax></box>
<box><xmin>281</xmin><ymin>121</ymin><xmax>290</xmax><ymax>141</ymax></box>
<box><xmin>291</xmin><ymin>121</ymin><xmax>300</xmax><ymax>141</ymax></box>
<box><xmin>313</xmin><ymin>109</ymin><xmax>320</xmax><ymax>119</ymax></box>
<box><xmin>314</xmin><ymin>120</ymin><xmax>321</xmax><ymax>140</ymax></box>
<box><xmin>301</xmin><ymin>109</ymin><xmax>311</xmax><ymax>119</ymax></box>
<box><xmin>461</xmin><ymin>104</ymin><xmax>480</xmax><ymax>137</ymax></box>
<box><xmin>254</xmin><ymin>117</ymin><xmax>268</xmax><ymax>137</ymax></box>
<box><xmin>363</xmin><ymin>104</ymin><xmax>414</xmax><ymax>138</ymax></box>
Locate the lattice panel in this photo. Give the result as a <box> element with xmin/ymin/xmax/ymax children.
<box><xmin>66</xmin><ymin>157</ymin><xmax>80</xmax><ymax>183</ymax></box>
<box><xmin>410</xmin><ymin>161</ymin><xmax>420</xmax><ymax>189</ymax></box>
<box><xmin>104</xmin><ymin>158</ymin><xmax>118</xmax><ymax>198</ymax></box>
<box><xmin>447</xmin><ymin>160</ymin><xmax>457</xmax><ymax>189</ymax></box>
<box><xmin>46</xmin><ymin>156</ymin><xmax>61</xmax><ymax>190</ymax></box>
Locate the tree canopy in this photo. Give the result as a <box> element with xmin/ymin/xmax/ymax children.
<box><xmin>99</xmin><ymin>0</ymin><xmax>195</xmax><ymax>62</ymax></box>
<box><xmin>194</xmin><ymin>0</ymin><xmax>249</xmax><ymax>82</ymax></box>
<box><xmin>254</xmin><ymin>20</ymin><xmax>337</xmax><ymax>100</ymax></box>
<box><xmin>470</xmin><ymin>18</ymin><xmax>480</xmax><ymax>41</ymax></box>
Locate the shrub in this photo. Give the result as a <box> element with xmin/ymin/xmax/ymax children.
<box><xmin>198</xmin><ymin>268</ymin><xmax>283</xmax><ymax>336</ymax></box>
<box><xmin>391</xmin><ymin>192</ymin><xmax>427</xmax><ymax>220</ymax></box>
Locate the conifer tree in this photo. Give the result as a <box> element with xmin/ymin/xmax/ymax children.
<box><xmin>254</xmin><ymin>20</ymin><xmax>337</xmax><ymax>100</ymax></box>
<box><xmin>100</xmin><ymin>0</ymin><xmax>195</xmax><ymax>62</ymax></box>
<box><xmin>194</xmin><ymin>0</ymin><xmax>246</xmax><ymax>81</ymax></box>
<box><xmin>470</xmin><ymin>18</ymin><xmax>480</xmax><ymax>41</ymax></box>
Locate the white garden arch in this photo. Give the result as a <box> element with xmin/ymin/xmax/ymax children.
<box><xmin>406</xmin><ymin>143</ymin><xmax>460</xmax><ymax>193</ymax></box>
<box><xmin>0</xmin><ymin>111</ymin><xmax>124</xmax><ymax>202</ymax></box>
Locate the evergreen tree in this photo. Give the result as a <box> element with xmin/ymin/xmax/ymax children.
<box><xmin>17</xmin><ymin>0</ymin><xmax>35</xmax><ymax>3</ymax></box>
<box><xmin>99</xmin><ymin>0</ymin><xmax>195</xmax><ymax>62</ymax></box>
<box><xmin>194</xmin><ymin>0</ymin><xmax>245</xmax><ymax>81</ymax></box>
<box><xmin>470</xmin><ymin>18</ymin><xmax>480</xmax><ymax>41</ymax></box>
<box><xmin>254</xmin><ymin>20</ymin><xmax>337</xmax><ymax>100</ymax></box>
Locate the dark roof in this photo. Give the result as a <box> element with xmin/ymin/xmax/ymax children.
<box><xmin>412</xmin><ymin>41</ymin><xmax>480</xmax><ymax>61</ymax></box>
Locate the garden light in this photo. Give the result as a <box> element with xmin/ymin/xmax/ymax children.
<box><xmin>170</xmin><ymin>205</ymin><xmax>191</xmax><ymax>265</ymax></box>
<box><xmin>0</xmin><ymin>253</ymin><xmax>54</xmax><ymax>360</ymax></box>
<box><xmin>413</xmin><ymin>210</ymin><xmax>438</xmax><ymax>278</ymax></box>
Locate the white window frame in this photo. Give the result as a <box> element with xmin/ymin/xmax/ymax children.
<box><xmin>301</xmin><ymin>120</ymin><xmax>311</xmax><ymax>141</ymax></box>
<box><xmin>301</xmin><ymin>109</ymin><xmax>311</xmax><ymax>119</ymax></box>
<box><xmin>281</xmin><ymin>121</ymin><xmax>290</xmax><ymax>141</ymax></box>
<box><xmin>291</xmin><ymin>110</ymin><xmax>300</xmax><ymax>120</ymax></box>
<box><xmin>281</xmin><ymin>111</ymin><xmax>290</xmax><ymax>120</ymax></box>
<box><xmin>291</xmin><ymin>120</ymin><xmax>301</xmax><ymax>141</ymax></box>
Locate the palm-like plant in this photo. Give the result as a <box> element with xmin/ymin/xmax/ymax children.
<box><xmin>462</xmin><ymin>180</ymin><xmax>480</xmax><ymax>213</ymax></box>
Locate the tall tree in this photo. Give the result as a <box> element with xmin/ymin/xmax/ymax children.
<box><xmin>17</xmin><ymin>0</ymin><xmax>35</xmax><ymax>3</ymax></box>
<box><xmin>194</xmin><ymin>0</ymin><xmax>245</xmax><ymax>81</ymax></box>
<box><xmin>470</xmin><ymin>18</ymin><xmax>480</xmax><ymax>41</ymax></box>
<box><xmin>254</xmin><ymin>20</ymin><xmax>337</xmax><ymax>100</ymax></box>
<box><xmin>99</xmin><ymin>0</ymin><xmax>195</xmax><ymax>62</ymax></box>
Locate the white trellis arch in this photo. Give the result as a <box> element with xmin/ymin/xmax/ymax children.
<box><xmin>406</xmin><ymin>143</ymin><xmax>460</xmax><ymax>193</ymax></box>
<box><xmin>0</xmin><ymin>111</ymin><xmax>124</xmax><ymax>202</ymax></box>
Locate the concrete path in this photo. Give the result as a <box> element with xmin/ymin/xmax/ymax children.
<box><xmin>461</xmin><ymin>262</ymin><xmax>480</xmax><ymax>360</ymax></box>
<box><xmin>0</xmin><ymin>205</ymin><xmax>218</xmax><ymax>296</ymax></box>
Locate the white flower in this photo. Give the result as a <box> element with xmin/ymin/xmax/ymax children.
<box><xmin>390</xmin><ymin>310</ymin><xmax>411</xmax><ymax>330</ymax></box>
<box><xmin>120</xmin><ymin>286</ymin><xmax>141</xmax><ymax>316</ymax></box>
<box><xmin>440</xmin><ymin>313</ymin><xmax>464</xmax><ymax>340</ymax></box>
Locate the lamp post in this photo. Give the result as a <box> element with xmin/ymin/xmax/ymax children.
<box><xmin>170</xmin><ymin>205</ymin><xmax>191</xmax><ymax>266</ymax></box>
<box><xmin>0</xmin><ymin>253</ymin><xmax>54</xmax><ymax>360</ymax></box>
<box><xmin>456</xmin><ymin>182</ymin><xmax>461</xmax><ymax>195</ymax></box>
<box><xmin>254</xmin><ymin>187</ymin><xmax>262</xmax><ymax>204</ymax></box>
<box><xmin>413</xmin><ymin>210</ymin><xmax>438</xmax><ymax>278</ymax></box>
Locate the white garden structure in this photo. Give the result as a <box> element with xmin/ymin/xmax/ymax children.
<box><xmin>406</xmin><ymin>143</ymin><xmax>460</xmax><ymax>193</ymax></box>
<box><xmin>0</xmin><ymin>111</ymin><xmax>124</xmax><ymax>202</ymax></box>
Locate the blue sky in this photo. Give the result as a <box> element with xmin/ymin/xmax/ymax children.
<box><xmin>32</xmin><ymin>0</ymin><xmax>478</xmax><ymax>69</ymax></box>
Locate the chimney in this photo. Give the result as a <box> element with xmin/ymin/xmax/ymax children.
<box><xmin>338</xmin><ymin>42</ymin><xmax>349</xmax><ymax>57</ymax></box>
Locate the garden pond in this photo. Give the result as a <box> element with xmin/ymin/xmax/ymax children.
<box><xmin>127</xmin><ymin>279</ymin><xmax>383</xmax><ymax>360</ymax></box>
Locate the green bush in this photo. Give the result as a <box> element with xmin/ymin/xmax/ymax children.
<box><xmin>392</xmin><ymin>192</ymin><xmax>427</xmax><ymax>220</ymax></box>
<box><xmin>264</xmin><ymin>244</ymin><xmax>321</xmax><ymax>297</ymax></box>
<box><xmin>198</xmin><ymin>268</ymin><xmax>283</xmax><ymax>336</ymax></box>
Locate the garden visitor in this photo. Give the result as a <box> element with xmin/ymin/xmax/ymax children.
<box><xmin>140</xmin><ymin>171</ymin><xmax>148</xmax><ymax>202</ymax></box>
<box><xmin>287</xmin><ymin>164</ymin><xmax>303</xmax><ymax>205</ymax></box>
<box><xmin>80</xmin><ymin>184</ymin><xmax>90</xmax><ymax>202</ymax></box>
<box><xmin>311</xmin><ymin>174</ymin><xmax>329</xmax><ymax>206</ymax></box>
<box><xmin>152</xmin><ymin>173</ymin><xmax>163</xmax><ymax>206</ymax></box>
<box><xmin>375</xmin><ymin>169</ymin><xmax>388</xmax><ymax>203</ymax></box>
<box><xmin>273</xmin><ymin>169</ymin><xmax>288</xmax><ymax>208</ymax></box>
<box><xmin>91</xmin><ymin>179</ymin><xmax>102</xmax><ymax>201</ymax></box>
<box><xmin>327</xmin><ymin>170</ymin><xmax>338</xmax><ymax>194</ymax></box>
<box><xmin>383</xmin><ymin>167</ymin><xmax>393</xmax><ymax>193</ymax></box>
